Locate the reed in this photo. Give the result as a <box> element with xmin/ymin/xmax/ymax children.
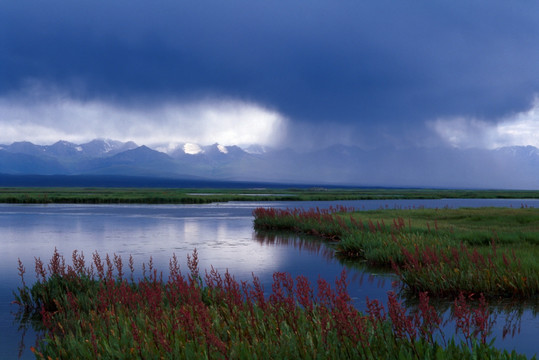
<box><xmin>253</xmin><ymin>207</ymin><xmax>539</xmax><ymax>298</ymax></box>
<box><xmin>13</xmin><ymin>250</ymin><xmax>533</xmax><ymax>359</ymax></box>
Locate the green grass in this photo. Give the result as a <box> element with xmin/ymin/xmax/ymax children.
<box><xmin>253</xmin><ymin>207</ymin><xmax>539</xmax><ymax>298</ymax></box>
<box><xmin>1</xmin><ymin>187</ymin><xmax>539</xmax><ymax>204</ymax></box>
<box><xmin>344</xmin><ymin>207</ymin><xmax>539</xmax><ymax>246</ymax></box>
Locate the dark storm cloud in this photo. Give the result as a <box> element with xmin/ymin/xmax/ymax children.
<box><xmin>1</xmin><ymin>0</ymin><xmax>538</xmax><ymax>147</ymax></box>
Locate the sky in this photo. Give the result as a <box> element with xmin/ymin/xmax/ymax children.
<box><xmin>1</xmin><ymin>0</ymin><xmax>539</xmax><ymax>150</ymax></box>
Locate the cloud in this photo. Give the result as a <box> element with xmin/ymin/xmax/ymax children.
<box><xmin>2</xmin><ymin>1</ymin><xmax>539</xmax><ymax>152</ymax></box>
<box><xmin>429</xmin><ymin>96</ymin><xmax>539</xmax><ymax>149</ymax></box>
<box><xmin>0</xmin><ymin>84</ymin><xmax>287</xmax><ymax>146</ymax></box>
<box><xmin>2</xmin><ymin>1</ymin><xmax>539</xmax><ymax>134</ymax></box>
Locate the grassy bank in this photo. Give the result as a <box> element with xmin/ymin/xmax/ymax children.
<box><xmin>1</xmin><ymin>187</ymin><xmax>539</xmax><ymax>204</ymax></box>
<box><xmin>14</xmin><ymin>250</ymin><xmax>533</xmax><ymax>359</ymax></box>
<box><xmin>253</xmin><ymin>207</ymin><xmax>539</xmax><ymax>298</ymax></box>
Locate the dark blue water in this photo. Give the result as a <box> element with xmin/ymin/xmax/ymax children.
<box><xmin>1</xmin><ymin>199</ymin><xmax>537</xmax><ymax>359</ymax></box>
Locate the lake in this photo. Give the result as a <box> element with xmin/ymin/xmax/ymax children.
<box><xmin>1</xmin><ymin>199</ymin><xmax>538</xmax><ymax>359</ymax></box>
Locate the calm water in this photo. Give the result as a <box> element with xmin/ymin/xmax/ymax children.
<box><xmin>1</xmin><ymin>199</ymin><xmax>538</xmax><ymax>359</ymax></box>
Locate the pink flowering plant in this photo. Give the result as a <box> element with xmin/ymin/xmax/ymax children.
<box><xmin>13</xmin><ymin>249</ymin><xmax>533</xmax><ymax>359</ymax></box>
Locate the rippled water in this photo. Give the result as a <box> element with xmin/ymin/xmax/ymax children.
<box><xmin>1</xmin><ymin>199</ymin><xmax>537</xmax><ymax>359</ymax></box>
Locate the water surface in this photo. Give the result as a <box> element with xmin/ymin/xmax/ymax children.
<box><xmin>1</xmin><ymin>199</ymin><xmax>537</xmax><ymax>359</ymax></box>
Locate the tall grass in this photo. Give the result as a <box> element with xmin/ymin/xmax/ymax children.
<box><xmin>13</xmin><ymin>250</ymin><xmax>534</xmax><ymax>359</ymax></box>
<box><xmin>253</xmin><ymin>207</ymin><xmax>539</xmax><ymax>298</ymax></box>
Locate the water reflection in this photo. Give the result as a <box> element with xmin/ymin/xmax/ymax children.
<box><xmin>3</xmin><ymin>200</ymin><xmax>539</xmax><ymax>359</ymax></box>
<box><xmin>399</xmin><ymin>294</ymin><xmax>539</xmax><ymax>356</ymax></box>
<box><xmin>254</xmin><ymin>229</ymin><xmax>538</xmax><ymax>357</ymax></box>
<box><xmin>254</xmin><ymin>231</ymin><xmax>334</xmax><ymax>262</ymax></box>
<box><xmin>254</xmin><ymin>230</ymin><xmax>397</xmax><ymax>299</ymax></box>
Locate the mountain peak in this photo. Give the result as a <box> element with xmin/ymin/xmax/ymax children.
<box><xmin>80</xmin><ymin>139</ymin><xmax>138</xmax><ymax>157</ymax></box>
<box><xmin>133</xmin><ymin>145</ymin><xmax>151</xmax><ymax>151</ymax></box>
<box><xmin>184</xmin><ymin>143</ymin><xmax>203</xmax><ymax>155</ymax></box>
<box><xmin>217</xmin><ymin>144</ymin><xmax>228</xmax><ymax>154</ymax></box>
<box><xmin>52</xmin><ymin>140</ymin><xmax>73</xmax><ymax>146</ymax></box>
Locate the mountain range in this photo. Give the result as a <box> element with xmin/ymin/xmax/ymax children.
<box><xmin>0</xmin><ymin>139</ymin><xmax>538</xmax><ymax>189</ymax></box>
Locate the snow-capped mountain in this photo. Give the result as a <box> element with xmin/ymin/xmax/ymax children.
<box><xmin>182</xmin><ymin>143</ymin><xmax>203</xmax><ymax>155</ymax></box>
<box><xmin>159</xmin><ymin>142</ymin><xmax>250</xmax><ymax>157</ymax></box>
<box><xmin>0</xmin><ymin>139</ymin><xmax>538</xmax><ymax>188</ymax></box>
<box><xmin>79</xmin><ymin>139</ymin><xmax>138</xmax><ymax>157</ymax></box>
<box><xmin>2</xmin><ymin>139</ymin><xmax>138</xmax><ymax>159</ymax></box>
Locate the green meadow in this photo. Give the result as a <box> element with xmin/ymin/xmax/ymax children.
<box><xmin>0</xmin><ymin>187</ymin><xmax>539</xmax><ymax>204</ymax></box>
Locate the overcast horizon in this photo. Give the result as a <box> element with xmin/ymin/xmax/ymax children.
<box><xmin>1</xmin><ymin>1</ymin><xmax>539</xmax><ymax>187</ymax></box>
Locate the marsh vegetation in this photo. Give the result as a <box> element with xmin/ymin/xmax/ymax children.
<box><xmin>9</xmin><ymin>197</ymin><xmax>539</xmax><ymax>358</ymax></box>
<box><xmin>14</xmin><ymin>250</ymin><xmax>532</xmax><ymax>359</ymax></box>
<box><xmin>254</xmin><ymin>206</ymin><xmax>539</xmax><ymax>299</ymax></box>
<box><xmin>1</xmin><ymin>187</ymin><xmax>539</xmax><ymax>204</ymax></box>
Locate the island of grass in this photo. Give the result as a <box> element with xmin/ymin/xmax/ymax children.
<box><xmin>254</xmin><ymin>206</ymin><xmax>539</xmax><ymax>299</ymax></box>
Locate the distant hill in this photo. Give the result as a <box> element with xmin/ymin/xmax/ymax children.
<box><xmin>0</xmin><ymin>139</ymin><xmax>538</xmax><ymax>188</ymax></box>
<box><xmin>0</xmin><ymin>174</ymin><xmax>296</xmax><ymax>188</ymax></box>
